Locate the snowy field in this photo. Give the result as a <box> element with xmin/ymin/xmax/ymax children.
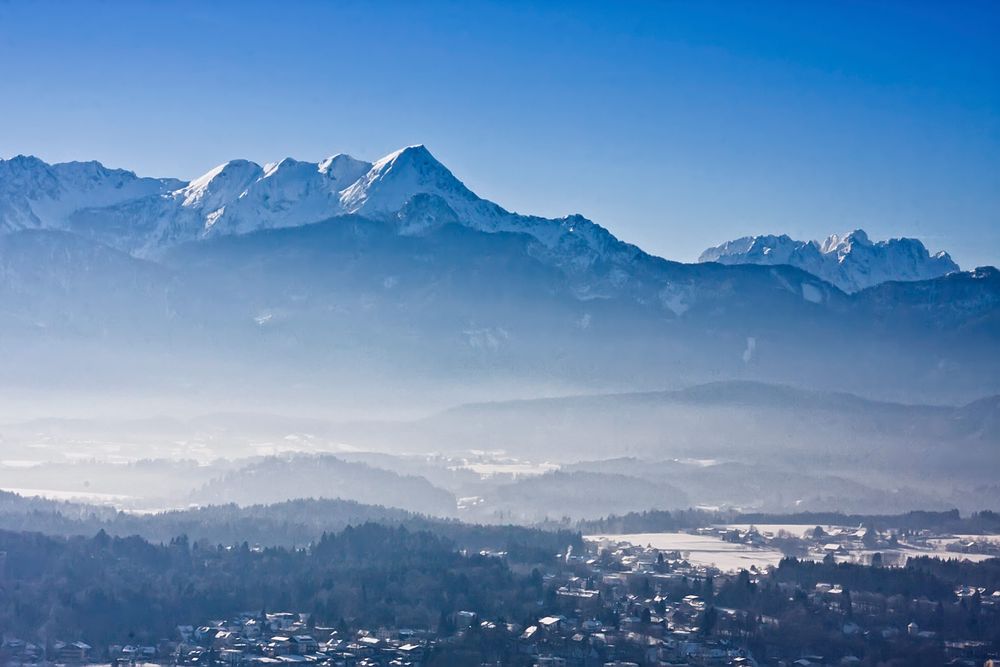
<box><xmin>587</xmin><ymin>532</ymin><xmax>786</xmax><ymax>571</ymax></box>
<box><xmin>588</xmin><ymin>529</ymin><xmax>1000</xmax><ymax>572</ymax></box>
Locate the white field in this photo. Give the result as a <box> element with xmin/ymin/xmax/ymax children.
<box><xmin>587</xmin><ymin>532</ymin><xmax>786</xmax><ymax>571</ymax></box>
<box><xmin>589</xmin><ymin>529</ymin><xmax>999</xmax><ymax>572</ymax></box>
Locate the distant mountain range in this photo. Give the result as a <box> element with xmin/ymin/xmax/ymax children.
<box><xmin>1</xmin><ymin>380</ymin><xmax>996</xmax><ymax>515</ymax></box>
<box><xmin>336</xmin><ymin>379</ymin><xmax>1000</xmax><ymax>513</ymax></box>
<box><xmin>341</xmin><ymin>380</ymin><xmax>999</xmax><ymax>470</ymax></box>
<box><xmin>0</xmin><ymin>148</ymin><xmax>998</xmax><ymax>409</ymax></box>
<box><xmin>699</xmin><ymin>230</ymin><xmax>960</xmax><ymax>292</ymax></box>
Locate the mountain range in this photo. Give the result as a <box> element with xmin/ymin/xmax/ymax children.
<box><xmin>0</xmin><ymin>147</ymin><xmax>998</xmax><ymax>411</ymax></box>
<box><xmin>1</xmin><ymin>380</ymin><xmax>996</xmax><ymax>515</ymax></box>
<box><xmin>0</xmin><ymin>146</ymin><xmax>631</xmax><ymax>280</ymax></box>
<box><xmin>699</xmin><ymin>230</ymin><xmax>960</xmax><ymax>292</ymax></box>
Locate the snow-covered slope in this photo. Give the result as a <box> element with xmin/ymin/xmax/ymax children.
<box><xmin>1</xmin><ymin>147</ymin><xmax>638</xmax><ymax>276</ymax></box>
<box><xmin>179</xmin><ymin>159</ymin><xmax>264</xmax><ymax>212</ymax></box>
<box><xmin>699</xmin><ymin>229</ymin><xmax>959</xmax><ymax>292</ymax></box>
<box><xmin>0</xmin><ymin>155</ymin><xmax>182</xmax><ymax>233</ymax></box>
<box><xmin>340</xmin><ymin>145</ymin><xmax>639</xmax><ymax>273</ymax></box>
<box><xmin>202</xmin><ymin>154</ymin><xmax>372</xmax><ymax>237</ymax></box>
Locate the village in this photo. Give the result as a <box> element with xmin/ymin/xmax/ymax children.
<box><xmin>3</xmin><ymin>525</ymin><xmax>998</xmax><ymax>667</ymax></box>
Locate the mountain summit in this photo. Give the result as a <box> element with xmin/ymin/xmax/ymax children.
<box><xmin>699</xmin><ymin>229</ymin><xmax>959</xmax><ymax>292</ymax></box>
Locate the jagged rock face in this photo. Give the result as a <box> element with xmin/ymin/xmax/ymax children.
<box><xmin>700</xmin><ymin>229</ymin><xmax>960</xmax><ymax>293</ymax></box>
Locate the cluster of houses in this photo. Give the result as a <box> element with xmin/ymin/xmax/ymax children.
<box><xmin>0</xmin><ymin>639</ymin><xmax>160</xmax><ymax>665</ymax></box>
<box><xmin>514</xmin><ymin>549</ymin><xmax>765</xmax><ymax>666</ymax></box>
<box><xmin>702</xmin><ymin>523</ymin><xmax>905</xmax><ymax>560</ymax></box>
<box><xmin>578</xmin><ymin>538</ymin><xmax>1000</xmax><ymax>666</ymax></box>
<box><xmin>173</xmin><ymin>613</ymin><xmax>429</xmax><ymax>667</ymax></box>
<box><xmin>515</xmin><ymin>608</ymin><xmax>754</xmax><ymax>666</ymax></box>
<box><xmin>4</xmin><ymin>529</ymin><xmax>999</xmax><ymax>667</ymax></box>
<box><xmin>168</xmin><ymin>599</ymin><xmax>756</xmax><ymax>667</ymax></box>
<box><xmin>945</xmin><ymin>540</ymin><xmax>1000</xmax><ymax>557</ymax></box>
<box><xmin>0</xmin><ymin>640</ymin><xmax>93</xmax><ymax>665</ymax></box>
<box><xmin>702</xmin><ymin>523</ymin><xmax>1000</xmax><ymax>566</ymax></box>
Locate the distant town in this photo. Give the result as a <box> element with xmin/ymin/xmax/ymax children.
<box><xmin>2</xmin><ymin>522</ymin><xmax>998</xmax><ymax>667</ymax></box>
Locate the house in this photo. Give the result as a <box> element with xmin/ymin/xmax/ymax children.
<box><xmin>538</xmin><ymin>616</ymin><xmax>565</xmax><ymax>632</ymax></box>
<box><xmin>290</xmin><ymin>636</ymin><xmax>318</xmax><ymax>654</ymax></box>
<box><xmin>55</xmin><ymin>641</ymin><xmax>92</xmax><ymax>663</ymax></box>
<box><xmin>267</xmin><ymin>636</ymin><xmax>292</xmax><ymax>656</ymax></box>
<box><xmin>358</xmin><ymin>636</ymin><xmax>382</xmax><ymax>651</ymax></box>
<box><xmin>219</xmin><ymin>648</ymin><xmax>245</xmax><ymax>666</ymax></box>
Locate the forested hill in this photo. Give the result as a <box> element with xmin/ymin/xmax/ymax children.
<box><xmin>0</xmin><ymin>524</ymin><xmax>547</xmax><ymax>649</ymax></box>
<box><xmin>0</xmin><ymin>490</ymin><xmax>581</xmax><ymax>557</ymax></box>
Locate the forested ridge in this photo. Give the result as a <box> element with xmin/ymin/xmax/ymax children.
<box><xmin>0</xmin><ymin>524</ymin><xmax>555</xmax><ymax>648</ymax></box>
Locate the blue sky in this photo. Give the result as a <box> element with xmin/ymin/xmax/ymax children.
<box><xmin>1</xmin><ymin>0</ymin><xmax>997</xmax><ymax>267</ymax></box>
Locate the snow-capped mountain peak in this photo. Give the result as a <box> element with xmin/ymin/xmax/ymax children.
<box><xmin>178</xmin><ymin>159</ymin><xmax>263</xmax><ymax>210</ymax></box>
<box><xmin>261</xmin><ymin>157</ymin><xmax>313</xmax><ymax>180</ymax></box>
<box><xmin>340</xmin><ymin>144</ymin><xmax>475</xmax><ymax>218</ymax></box>
<box><xmin>337</xmin><ymin>146</ymin><xmax>632</xmax><ymax>270</ymax></box>
<box><xmin>0</xmin><ymin>154</ymin><xmax>182</xmax><ymax>233</ymax></box>
<box><xmin>196</xmin><ymin>155</ymin><xmax>373</xmax><ymax>236</ymax></box>
<box><xmin>820</xmin><ymin>228</ymin><xmax>871</xmax><ymax>258</ymax></box>
<box><xmin>700</xmin><ymin>229</ymin><xmax>960</xmax><ymax>292</ymax></box>
<box><xmin>318</xmin><ymin>153</ymin><xmax>372</xmax><ymax>184</ymax></box>
<box><xmin>701</xmin><ymin>234</ymin><xmax>805</xmax><ymax>266</ymax></box>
